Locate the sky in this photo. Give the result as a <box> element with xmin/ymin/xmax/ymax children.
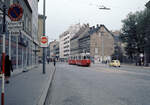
<box><xmin>38</xmin><ymin>0</ymin><xmax>149</xmax><ymax>41</ymax></box>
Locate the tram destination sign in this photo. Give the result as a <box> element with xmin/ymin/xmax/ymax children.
<box><xmin>7</xmin><ymin>21</ymin><xmax>23</xmax><ymax>30</ymax></box>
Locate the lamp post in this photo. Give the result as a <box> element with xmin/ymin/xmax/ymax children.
<box><xmin>43</xmin><ymin>0</ymin><xmax>46</xmax><ymax>74</ymax></box>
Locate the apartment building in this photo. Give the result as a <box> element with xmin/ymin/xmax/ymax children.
<box><xmin>59</xmin><ymin>23</ymin><xmax>81</xmax><ymax>60</ymax></box>
<box><xmin>70</xmin><ymin>24</ymin><xmax>115</xmax><ymax>63</ymax></box>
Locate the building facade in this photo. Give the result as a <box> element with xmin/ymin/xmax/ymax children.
<box><xmin>27</xmin><ymin>0</ymin><xmax>39</xmax><ymax>65</ymax></box>
<box><xmin>70</xmin><ymin>24</ymin><xmax>115</xmax><ymax>63</ymax></box>
<box><xmin>0</xmin><ymin>0</ymin><xmax>39</xmax><ymax>71</ymax></box>
<box><xmin>70</xmin><ymin>24</ymin><xmax>89</xmax><ymax>56</ymax></box>
<box><xmin>59</xmin><ymin>23</ymin><xmax>81</xmax><ymax>60</ymax></box>
<box><xmin>50</xmin><ymin>40</ymin><xmax>59</xmax><ymax>59</ymax></box>
<box><xmin>90</xmin><ymin>25</ymin><xmax>114</xmax><ymax>63</ymax></box>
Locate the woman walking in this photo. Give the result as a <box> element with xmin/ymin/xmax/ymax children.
<box><xmin>5</xmin><ymin>55</ymin><xmax>13</xmax><ymax>83</ymax></box>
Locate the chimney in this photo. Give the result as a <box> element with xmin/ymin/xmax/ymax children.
<box><xmin>87</xmin><ymin>23</ymin><xmax>89</xmax><ymax>27</ymax></box>
<box><xmin>92</xmin><ymin>26</ymin><xmax>95</xmax><ymax>30</ymax></box>
<box><xmin>96</xmin><ymin>24</ymin><xmax>99</xmax><ymax>27</ymax></box>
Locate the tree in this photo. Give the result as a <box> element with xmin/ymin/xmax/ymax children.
<box><xmin>121</xmin><ymin>9</ymin><xmax>150</xmax><ymax>63</ymax></box>
<box><xmin>121</xmin><ymin>12</ymin><xmax>138</xmax><ymax>60</ymax></box>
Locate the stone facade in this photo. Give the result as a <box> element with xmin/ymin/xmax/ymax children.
<box><xmin>70</xmin><ymin>24</ymin><xmax>89</xmax><ymax>56</ymax></box>
<box><xmin>50</xmin><ymin>40</ymin><xmax>59</xmax><ymax>59</ymax></box>
<box><xmin>90</xmin><ymin>25</ymin><xmax>114</xmax><ymax>63</ymax></box>
<box><xmin>0</xmin><ymin>0</ymin><xmax>39</xmax><ymax>70</ymax></box>
<box><xmin>70</xmin><ymin>24</ymin><xmax>115</xmax><ymax>63</ymax></box>
<box><xmin>59</xmin><ymin>23</ymin><xmax>81</xmax><ymax>60</ymax></box>
<box><xmin>59</xmin><ymin>33</ymin><xmax>65</xmax><ymax>59</ymax></box>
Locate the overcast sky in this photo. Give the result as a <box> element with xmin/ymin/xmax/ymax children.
<box><xmin>38</xmin><ymin>0</ymin><xmax>148</xmax><ymax>41</ymax></box>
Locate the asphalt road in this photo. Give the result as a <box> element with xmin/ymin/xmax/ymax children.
<box><xmin>44</xmin><ymin>63</ymin><xmax>150</xmax><ymax>105</ymax></box>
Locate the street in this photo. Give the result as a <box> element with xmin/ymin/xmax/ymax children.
<box><xmin>45</xmin><ymin>63</ymin><xmax>150</xmax><ymax>105</ymax></box>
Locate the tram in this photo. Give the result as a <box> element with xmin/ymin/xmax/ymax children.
<box><xmin>68</xmin><ymin>53</ymin><xmax>91</xmax><ymax>66</ymax></box>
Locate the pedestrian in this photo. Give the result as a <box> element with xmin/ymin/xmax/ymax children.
<box><xmin>47</xmin><ymin>58</ymin><xmax>50</xmax><ymax>64</ymax></box>
<box><xmin>53</xmin><ymin>58</ymin><xmax>56</xmax><ymax>67</ymax></box>
<box><xmin>5</xmin><ymin>55</ymin><xmax>13</xmax><ymax>84</ymax></box>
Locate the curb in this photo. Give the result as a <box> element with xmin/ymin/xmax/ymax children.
<box><xmin>0</xmin><ymin>65</ymin><xmax>38</xmax><ymax>78</ymax></box>
<box><xmin>37</xmin><ymin>66</ymin><xmax>56</xmax><ymax>105</ymax></box>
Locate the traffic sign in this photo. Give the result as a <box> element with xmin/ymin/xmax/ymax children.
<box><xmin>8</xmin><ymin>4</ymin><xmax>23</xmax><ymax>21</ymax></box>
<box><xmin>7</xmin><ymin>21</ymin><xmax>23</xmax><ymax>30</ymax></box>
<box><xmin>0</xmin><ymin>16</ymin><xmax>2</xmax><ymax>24</ymax></box>
<box><xmin>9</xmin><ymin>30</ymin><xmax>20</xmax><ymax>36</ymax></box>
<box><xmin>40</xmin><ymin>36</ymin><xmax>48</xmax><ymax>47</ymax></box>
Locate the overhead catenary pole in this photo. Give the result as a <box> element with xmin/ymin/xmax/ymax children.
<box><xmin>43</xmin><ymin>0</ymin><xmax>46</xmax><ymax>74</ymax></box>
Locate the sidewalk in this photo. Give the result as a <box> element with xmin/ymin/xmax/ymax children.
<box><xmin>121</xmin><ymin>63</ymin><xmax>150</xmax><ymax>69</ymax></box>
<box><xmin>92</xmin><ymin>63</ymin><xmax>150</xmax><ymax>70</ymax></box>
<box><xmin>0</xmin><ymin>63</ymin><xmax>55</xmax><ymax>105</ymax></box>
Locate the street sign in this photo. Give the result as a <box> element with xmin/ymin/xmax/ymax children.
<box><xmin>33</xmin><ymin>50</ymin><xmax>40</xmax><ymax>52</ymax></box>
<box><xmin>0</xmin><ymin>16</ymin><xmax>2</xmax><ymax>24</ymax></box>
<box><xmin>40</xmin><ymin>36</ymin><xmax>48</xmax><ymax>47</ymax></box>
<box><xmin>9</xmin><ymin>30</ymin><xmax>20</xmax><ymax>36</ymax></box>
<box><xmin>8</xmin><ymin>4</ymin><xmax>23</xmax><ymax>21</ymax></box>
<box><xmin>7</xmin><ymin>21</ymin><xmax>23</xmax><ymax>30</ymax></box>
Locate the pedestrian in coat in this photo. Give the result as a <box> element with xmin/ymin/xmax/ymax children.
<box><xmin>53</xmin><ymin>58</ymin><xmax>56</xmax><ymax>67</ymax></box>
<box><xmin>5</xmin><ymin>55</ymin><xmax>13</xmax><ymax>83</ymax></box>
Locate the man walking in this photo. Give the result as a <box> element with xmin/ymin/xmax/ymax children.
<box><xmin>53</xmin><ymin>58</ymin><xmax>56</xmax><ymax>67</ymax></box>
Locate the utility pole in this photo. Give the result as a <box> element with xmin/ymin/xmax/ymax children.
<box><xmin>43</xmin><ymin>0</ymin><xmax>46</xmax><ymax>74</ymax></box>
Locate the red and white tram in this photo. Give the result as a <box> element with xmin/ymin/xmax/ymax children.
<box><xmin>68</xmin><ymin>53</ymin><xmax>91</xmax><ymax>66</ymax></box>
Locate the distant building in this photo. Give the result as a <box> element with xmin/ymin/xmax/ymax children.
<box><xmin>70</xmin><ymin>24</ymin><xmax>89</xmax><ymax>56</ymax></box>
<box><xmin>59</xmin><ymin>23</ymin><xmax>81</xmax><ymax>60</ymax></box>
<box><xmin>90</xmin><ymin>25</ymin><xmax>114</xmax><ymax>63</ymax></box>
<box><xmin>111</xmin><ymin>30</ymin><xmax>126</xmax><ymax>62</ymax></box>
<box><xmin>50</xmin><ymin>40</ymin><xmax>59</xmax><ymax>60</ymax></box>
<box><xmin>70</xmin><ymin>24</ymin><xmax>115</xmax><ymax>63</ymax></box>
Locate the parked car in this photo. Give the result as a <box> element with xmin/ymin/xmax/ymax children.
<box><xmin>109</xmin><ymin>60</ymin><xmax>120</xmax><ymax>67</ymax></box>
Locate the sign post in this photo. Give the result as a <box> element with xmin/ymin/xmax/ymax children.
<box><xmin>7</xmin><ymin>21</ymin><xmax>23</xmax><ymax>30</ymax></box>
<box><xmin>42</xmin><ymin>0</ymin><xmax>46</xmax><ymax>74</ymax></box>
<box><xmin>1</xmin><ymin>3</ymin><xmax>23</xmax><ymax>105</ymax></box>
<box><xmin>1</xmin><ymin>4</ymin><xmax>6</xmax><ymax>105</ymax></box>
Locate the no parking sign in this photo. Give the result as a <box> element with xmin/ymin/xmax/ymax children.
<box><xmin>8</xmin><ymin>4</ymin><xmax>23</xmax><ymax>21</ymax></box>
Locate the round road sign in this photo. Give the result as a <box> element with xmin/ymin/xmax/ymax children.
<box><xmin>41</xmin><ymin>36</ymin><xmax>48</xmax><ymax>44</ymax></box>
<box><xmin>8</xmin><ymin>4</ymin><xmax>23</xmax><ymax>21</ymax></box>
